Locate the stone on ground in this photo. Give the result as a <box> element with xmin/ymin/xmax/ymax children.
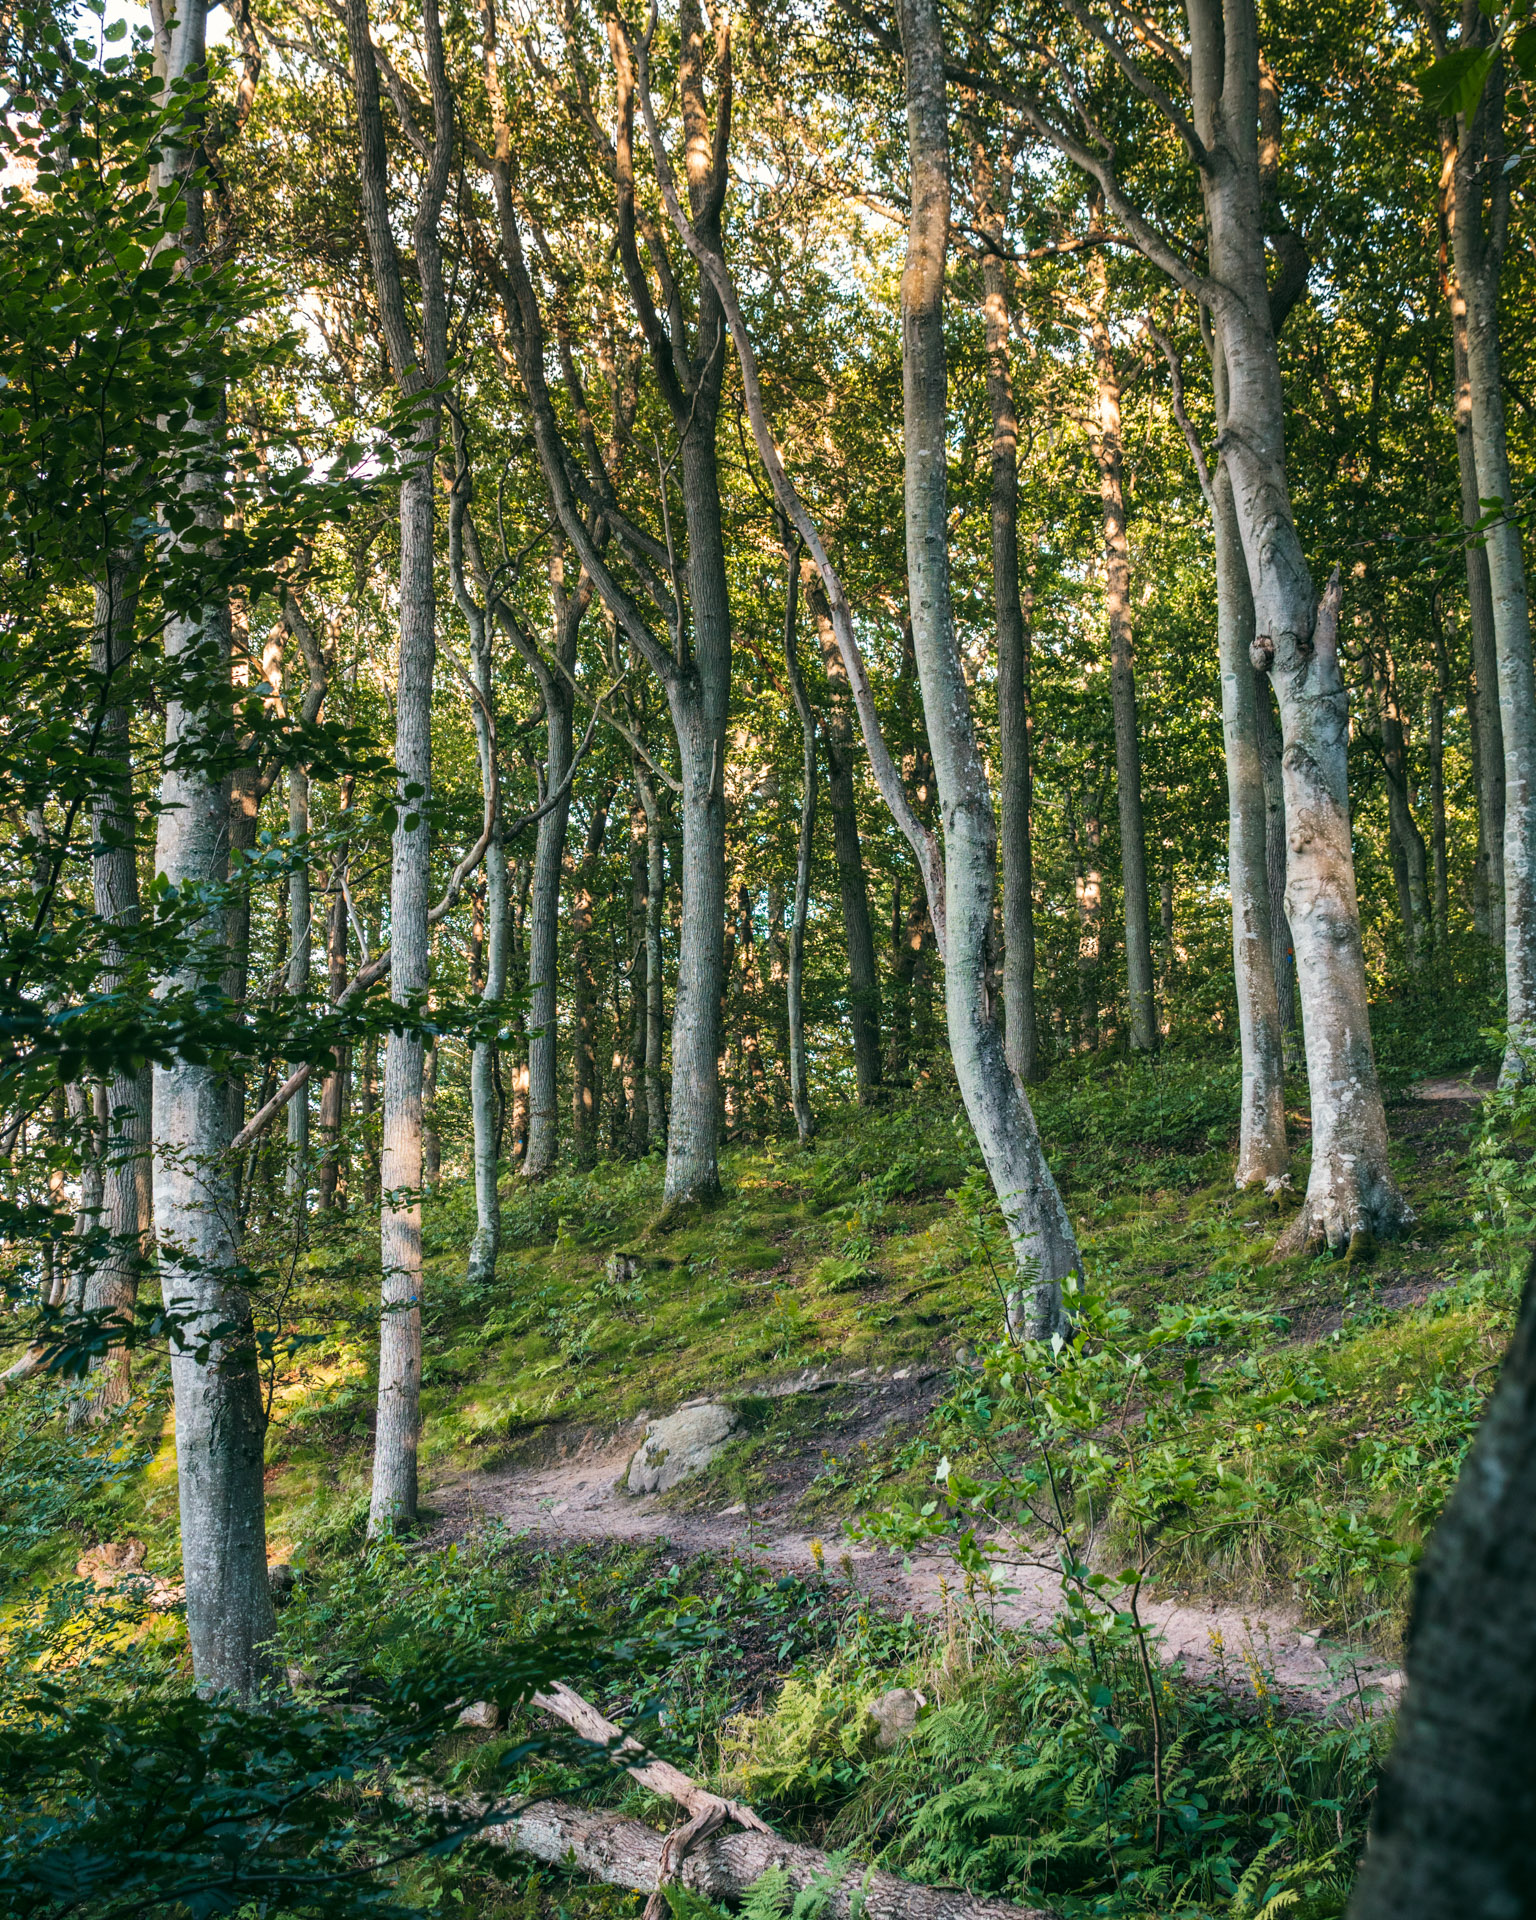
<box><xmin>625</xmin><ymin>1401</ymin><xmax>738</xmax><ymax>1495</ymax></box>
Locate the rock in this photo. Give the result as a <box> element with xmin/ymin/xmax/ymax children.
<box><xmin>867</xmin><ymin>1686</ymin><xmax>925</xmax><ymax>1751</ymax></box>
<box><xmin>456</xmin><ymin>1699</ymin><xmax>503</xmax><ymax>1731</ymax></box>
<box><xmin>268</xmin><ymin>1562</ymin><xmax>296</xmax><ymax>1598</ymax></box>
<box><xmin>625</xmin><ymin>1401</ymin><xmax>738</xmax><ymax>1495</ymax></box>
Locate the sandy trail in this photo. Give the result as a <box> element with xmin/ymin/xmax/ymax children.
<box><xmin>429</xmin><ymin>1402</ymin><xmax>1400</xmax><ymax>1719</ymax></box>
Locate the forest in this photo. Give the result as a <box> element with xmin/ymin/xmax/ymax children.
<box><xmin>2</xmin><ymin>0</ymin><xmax>1536</xmax><ymax>1912</ymax></box>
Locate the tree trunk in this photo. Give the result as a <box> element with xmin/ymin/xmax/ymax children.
<box><xmin>87</xmin><ymin>557</ymin><xmax>151</xmax><ymax>1418</ymax></box>
<box><xmin>1442</xmin><ymin>126</ymin><xmax>1504</xmax><ymax>941</ymax></box>
<box><xmin>1430</xmin><ymin>598</ymin><xmax>1451</xmax><ymax>949</ymax></box>
<box><xmin>421</xmin><ymin>1032</ymin><xmax>440</xmax><ymax>1189</ymax></box>
<box><xmin>571</xmin><ymin>797</ymin><xmax>610</xmax><ymax>1165</ymax></box>
<box><xmin>977</xmin><ymin>245</ymin><xmax>1039</xmax><ymax>1085</ymax></box>
<box><xmin>1254</xmin><ymin>672</ymin><xmax>1298</xmax><ymax>1061</ymax></box>
<box><xmin>1376</xmin><ymin>657</ymin><xmax>1430</xmax><ymax>973</ymax></box>
<box><xmin>286</xmin><ymin>763</ymin><xmax>311</xmax><ymax>1198</ymax></box>
<box><xmin>801</xmin><ymin>564</ymin><xmax>883</xmax><ymax>1103</ymax></box>
<box><xmin>1214</xmin><ymin>440</ymin><xmax>1290</xmax><ymax>1188</ymax></box>
<box><xmin>1086</xmin><ymin>252</ymin><xmax>1156</xmax><ymax>1053</ymax></box>
<box><xmin>150</xmin><ymin>0</ymin><xmax>276</xmax><ymax>1697</ymax></box>
<box><xmin>316</xmin><ymin>879</ymin><xmax>350</xmax><ymax>1212</ymax></box>
<box><xmin>781</xmin><ymin>544</ymin><xmax>817</xmax><ymax>1143</ymax></box>
<box><xmin>522</xmin><ymin>674</ymin><xmax>574</xmax><ymax>1181</ymax></box>
<box><xmin>342</xmin><ymin>0</ymin><xmax>452</xmax><ymax>1536</ymax></box>
<box><xmin>897</xmin><ymin>0</ymin><xmax>1077</xmax><ymax>1338</ymax></box>
<box><xmin>1452</xmin><ymin>57</ymin><xmax>1536</xmax><ymax>1083</ymax></box>
<box><xmin>1192</xmin><ymin>23</ymin><xmax>1405</xmax><ymax>1252</ymax></box>
<box><xmin>1345</xmin><ymin>1256</ymin><xmax>1536</xmax><ymax>1920</ymax></box>
<box><xmin>468</xmin><ymin>846</ymin><xmax>508</xmax><ymax>1287</ymax></box>
<box><xmin>637</xmin><ymin>765</ymin><xmax>668</xmax><ymax>1150</ymax></box>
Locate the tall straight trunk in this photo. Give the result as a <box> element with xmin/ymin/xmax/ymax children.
<box><xmin>316</xmin><ymin>880</ymin><xmax>349</xmax><ymax>1211</ymax></box>
<box><xmin>977</xmin><ymin>245</ymin><xmax>1039</xmax><ymax>1084</ymax></box>
<box><xmin>521</xmin><ymin>679</ymin><xmax>573</xmax><ymax>1180</ymax></box>
<box><xmin>781</xmin><ymin>546</ymin><xmax>817</xmax><ymax>1143</ymax></box>
<box><xmin>571</xmin><ymin>797</ymin><xmax>610</xmax><ymax>1165</ymax></box>
<box><xmin>897</xmin><ymin>0</ymin><xmax>1076</xmax><ymax>1338</ymax></box>
<box><xmin>1254</xmin><ymin>673</ymin><xmax>1298</xmax><ymax>1054</ymax></box>
<box><xmin>1377</xmin><ymin>661</ymin><xmax>1430</xmax><ymax>972</ymax></box>
<box><xmin>1441</xmin><ymin>128</ymin><xmax>1504</xmax><ymax>940</ymax></box>
<box><xmin>1450</xmin><ymin>50</ymin><xmax>1536</xmax><ymax>1082</ymax></box>
<box><xmin>637</xmin><ymin>766</ymin><xmax>667</xmax><ymax>1149</ymax></box>
<box><xmin>343</xmin><ymin>0</ymin><xmax>451</xmax><ymax>1535</ymax></box>
<box><xmin>1430</xmin><ymin>600</ymin><xmax>1451</xmax><ymax>948</ymax></box>
<box><xmin>1086</xmin><ymin>254</ymin><xmax>1156</xmax><ymax>1053</ymax></box>
<box><xmin>88</xmin><ymin>557</ymin><xmax>151</xmax><ymax>1418</ymax></box>
<box><xmin>1182</xmin><ymin>5</ymin><xmax>1404</xmax><ymax>1252</ymax></box>
<box><xmin>1345</xmin><ymin>1259</ymin><xmax>1536</xmax><ymax>1920</ymax></box>
<box><xmin>285</xmin><ymin>763</ymin><xmax>311</xmax><ymax>1197</ymax></box>
<box><xmin>1214</xmin><ymin>445</ymin><xmax>1290</xmax><ymax>1186</ymax></box>
<box><xmin>800</xmin><ymin>565</ymin><xmax>883</xmax><ymax>1102</ymax></box>
<box><xmin>468</xmin><ymin>840</ymin><xmax>508</xmax><ymax>1288</ymax></box>
<box><xmin>148</xmin><ymin>0</ymin><xmax>275</xmax><ymax>1697</ymax></box>
<box><xmin>624</xmin><ymin>799</ymin><xmax>648</xmax><ymax>1151</ymax></box>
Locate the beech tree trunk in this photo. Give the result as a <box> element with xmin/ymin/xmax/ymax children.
<box><xmin>87</xmin><ymin>558</ymin><xmax>151</xmax><ymax>1417</ymax></box>
<box><xmin>343</xmin><ymin>0</ymin><xmax>451</xmax><ymax>1536</ymax></box>
<box><xmin>1254</xmin><ymin>673</ymin><xmax>1297</xmax><ymax>1058</ymax></box>
<box><xmin>316</xmin><ymin>879</ymin><xmax>349</xmax><ymax>1212</ymax></box>
<box><xmin>1086</xmin><ymin>253</ymin><xmax>1156</xmax><ymax>1054</ymax></box>
<box><xmin>1441</xmin><ymin>124</ymin><xmax>1504</xmax><ymax>941</ymax></box>
<box><xmin>148</xmin><ymin>0</ymin><xmax>276</xmax><ymax>1697</ymax></box>
<box><xmin>897</xmin><ymin>0</ymin><xmax>1077</xmax><ymax>1339</ymax></box>
<box><xmin>801</xmin><ymin>566</ymin><xmax>883</xmax><ymax>1102</ymax></box>
<box><xmin>1187</xmin><ymin>0</ymin><xmax>1405</xmax><ymax>1253</ymax></box>
<box><xmin>976</xmin><ymin>232</ymin><xmax>1039</xmax><ymax>1084</ymax></box>
<box><xmin>1450</xmin><ymin>49</ymin><xmax>1536</xmax><ymax>1083</ymax></box>
<box><xmin>637</xmin><ymin>765</ymin><xmax>668</xmax><ymax>1150</ymax></box>
<box><xmin>571</xmin><ymin>797</ymin><xmax>610</xmax><ymax>1165</ymax></box>
<box><xmin>781</xmin><ymin>545</ymin><xmax>817</xmax><ymax>1143</ymax></box>
<box><xmin>285</xmin><ymin>762</ymin><xmax>311</xmax><ymax>1196</ymax></box>
<box><xmin>522</xmin><ymin>676</ymin><xmax>573</xmax><ymax>1181</ymax></box>
<box><xmin>1346</xmin><ymin>1256</ymin><xmax>1536</xmax><ymax>1920</ymax></box>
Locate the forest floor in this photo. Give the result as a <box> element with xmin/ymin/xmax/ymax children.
<box><xmin>8</xmin><ymin>1044</ymin><xmax>1528</xmax><ymax>1919</ymax></box>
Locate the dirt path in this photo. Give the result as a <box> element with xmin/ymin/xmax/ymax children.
<box><xmin>429</xmin><ymin>1381</ymin><xmax>1400</xmax><ymax>1720</ymax></box>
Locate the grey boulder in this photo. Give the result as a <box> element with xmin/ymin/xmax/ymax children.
<box><xmin>625</xmin><ymin>1401</ymin><xmax>738</xmax><ymax>1495</ymax></box>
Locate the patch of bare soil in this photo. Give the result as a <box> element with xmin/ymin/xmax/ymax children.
<box><xmin>428</xmin><ymin>1368</ymin><xmax>1399</xmax><ymax>1720</ymax></box>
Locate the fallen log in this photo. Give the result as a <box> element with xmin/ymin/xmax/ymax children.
<box><xmin>484</xmin><ymin>1798</ymin><xmax>1055</xmax><ymax>1920</ymax></box>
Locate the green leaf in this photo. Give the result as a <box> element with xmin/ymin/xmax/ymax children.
<box><xmin>1416</xmin><ymin>44</ymin><xmax>1496</xmax><ymax>117</ymax></box>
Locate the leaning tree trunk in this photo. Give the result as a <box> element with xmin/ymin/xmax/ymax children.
<box><xmin>781</xmin><ymin>545</ymin><xmax>817</xmax><ymax>1144</ymax></box>
<box><xmin>521</xmin><ymin>680</ymin><xmax>573</xmax><ymax>1181</ymax></box>
<box><xmin>897</xmin><ymin>0</ymin><xmax>1077</xmax><ymax>1338</ymax></box>
<box><xmin>343</xmin><ymin>0</ymin><xmax>451</xmax><ymax>1537</ymax></box>
<box><xmin>801</xmin><ymin>566</ymin><xmax>883</xmax><ymax>1103</ymax></box>
<box><xmin>1087</xmin><ymin>256</ymin><xmax>1156</xmax><ymax>1054</ymax></box>
<box><xmin>151</xmin><ymin>0</ymin><xmax>276</xmax><ymax>1697</ymax></box>
<box><xmin>1345</xmin><ymin>1253</ymin><xmax>1536</xmax><ymax>1920</ymax></box>
<box><xmin>87</xmin><ymin>556</ymin><xmax>152</xmax><ymax>1418</ymax></box>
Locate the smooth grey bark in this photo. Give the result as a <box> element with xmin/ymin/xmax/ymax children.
<box><xmin>87</xmin><ymin>557</ymin><xmax>151</xmax><ymax>1417</ymax></box>
<box><xmin>636</xmin><ymin>764</ymin><xmax>668</xmax><ymax>1149</ymax></box>
<box><xmin>1254</xmin><ymin>674</ymin><xmax>1297</xmax><ymax>1051</ymax></box>
<box><xmin>1443</xmin><ymin>31</ymin><xmax>1536</xmax><ymax>1082</ymax></box>
<box><xmin>1439</xmin><ymin>117</ymin><xmax>1504</xmax><ymax>939</ymax></box>
<box><xmin>966</xmin><ymin>127</ymin><xmax>1039</xmax><ymax>1084</ymax></box>
<box><xmin>1430</xmin><ymin>598</ymin><xmax>1452</xmax><ymax>947</ymax></box>
<box><xmin>522</xmin><ymin>673</ymin><xmax>573</xmax><ymax>1181</ymax></box>
<box><xmin>148</xmin><ymin>0</ymin><xmax>276</xmax><ymax>1696</ymax></box>
<box><xmin>1346</xmin><ymin>1255</ymin><xmax>1536</xmax><ymax>1920</ymax></box>
<box><xmin>1086</xmin><ymin>253</ymin><xmax>1156</xmax><ymax>1054</ymax></box>
<box><xmin>343</xmin><ymin>0</ymin><xmax>451</xmax><ymax>1536</ymax></box>
<box><xmin>571</xmin><ymin>796</ymin><xmax>610</xmax><ymax>1164</ymax></box>
<box><xmin>800</xmin><ymin>568</ymin><xmax>882</xmax><ymax>1102</ymax></box>
<box><xmin>780</xmin><ymin>542</ymin><xmax>817</xmax><ymax>1144</ymax></box>
<box><xmin>480</xmin><ymin>6</ymin><xmax>729</xmax><ymax>1211</ymax></box>
<box><xmin>895</xmin><ymin>0</ymin><xmax>1077</xmax><ymax>1338</ymax></box>
<box><xmin>1376</xmin><ymin>658</ymin><xmax>1430</xmax><ymax>971</ymax></box>
<box><xmin>285</xmin><ymin>762</ymin><xmax>311</xmax><ymax>1195</ymax></box>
